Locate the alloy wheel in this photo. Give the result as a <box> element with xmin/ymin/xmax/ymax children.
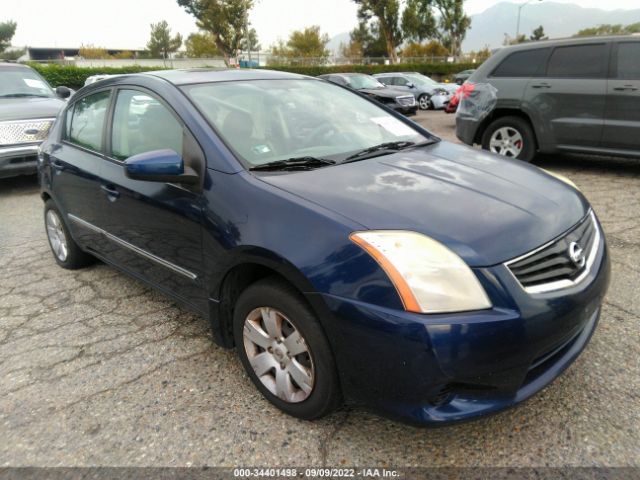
<box><xmin>46</xmin><ymin>210</ymin><xmax>68</xmax><ymax>262</ymax></box>
<box><xmin>489</xmin><ymin>126</ymin><xmax>524</xmax><ymax>158</ymax></box>
<box><xmin>419</xmin><ymin>95</ymin><xmax>431</xmax><ymax>110</ymax></box>
<box><xmin>242</xmin><ymin>307</ymin><xmax>314</xmax><ymax>403</ymax></box>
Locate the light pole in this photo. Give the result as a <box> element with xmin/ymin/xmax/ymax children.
<box><xmin>516</xmin><ymin>0</ymin><xmax>542</xmax><ymax>39</ymax></box>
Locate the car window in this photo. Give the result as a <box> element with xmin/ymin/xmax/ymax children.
<box><xmin>546</xmin><ymin>44</ymin><xmax>608</xmax><ymax>78</ymax></box>
<box><xmin>0</xmin><ymin>66</ymin><xmax>55</xmax><ymax>99</ymax></box>
<box><xmin>616</xmin><ymin>42</ymin><xmax>640</xmax><ymax>80</ymax></box>
<box><xmin>395</xmin><ymin>77</ymin><xmax>409</xmax><ymax>86</ymax></box>
<box><xmin>111</xmin><ymin>89</ymin><xmax>183</xmax><ymax>161</ymax></box>
<box><xmin>380</xmin><ymin>76</ymin><xmax>395</xmax><ymax>86</ymax></box>
<box><xmin>491</xmin><ymin>48</ymin><xmax>550</xmax><ymax>77</ymax></box>
<box><xmin>182</xmin><ymin>79</ymin><xmax>429</xmax><ymax>168</ymax></box>
<box><xmin>68</xmin><ymin>90</ymin><xmax>111</xmax><ymax>152</ymax></box>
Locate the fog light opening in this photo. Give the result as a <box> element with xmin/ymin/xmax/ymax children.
<box><xmin>428</xmin><ymin>385</ymin><xmax>454</xmax><ymax>407</ymax></box>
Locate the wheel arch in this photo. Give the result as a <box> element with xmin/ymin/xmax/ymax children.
<box><xmin>474</xmin><ymin>108</ymin><xmax>538</xmax><ymax>150</ymax></box>
<box><xmin>209</xmin><ymin>248</ymin><xmax>320</xmax><ymax>348</ymax></box>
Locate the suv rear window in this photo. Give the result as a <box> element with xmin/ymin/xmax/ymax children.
<box><xmin>546</xmin><ymin>44</ymin><xmax>607</xmax><ymax>78</ymax></box>
<box><xmin>616</xmin><ymin>42</ymin><xmax>640</xmax><ymax>80</ymax></box>
<box><xmin>491</xmin><ymin>48</ymin><xmax>549</xmax><ymax>77</ymax></box>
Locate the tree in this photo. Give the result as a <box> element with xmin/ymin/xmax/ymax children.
<box><xmin>348</xmin><ymin>19</ymin><xmax>388</xmax><ymax>57</ymax></box>
<box><xmin>431</xmin><ymin>0</ymin><xmax>470</xmax><ymax>57</ymax></box>
<box><xmin>146</xmin><ymin>20</ymin><xmax>183</xmax><ymax>59</ymax></box>
<box><xmin>239</xmin><ymin>27</ymin><xmax>260</xmax><ymax>52</ymax></box>
<box><xmin>79</xmin><ymin>45</ymin><xmax>111</xmax><ymax>59</ymax></box>
<box><xmin>575</xmin><ymin>22</ymin><xmax>640</xmax><ymax>37</ymax></box>
<box><xmin>401</xmin><ymin>40</ymin><xmax>448</xmax><ymax>58</ymax></box>
<box><xmin>0</xmin><ymin>20</ymin><xmax>17</xmax><ymax>52</ymax></box>
<box><xmin>530</xmin><ymin>25</ymin><xmax>547</xmax><ymax>41</ymax></box>
<box><xmin>177</xmin><ymin>0</ymin><xmax>254</xmax><ymax>66</ymax></box>
<box><xmin>185</xmin><ymin>31</ymin><xmax>221</xmax><ymax>57</ymax></box>
<box><xmin>401</xmin><ymin>0</ymin><xmax>436</xmax><ymax>43</ymax></box>
<box><xmin>269</xmin><ymin>26</ymin><xmax>330</xmax><ymax>64</ymax></box>
<box><xmin>353</xmin><ymin>0</ymin><xmax>403</xmax><ymax>63</ymax></box>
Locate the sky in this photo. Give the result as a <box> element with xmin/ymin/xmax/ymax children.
<box><xmin>3</xmin><ymin>0</ymin><xmax>639</xmax><ymax>51</ymax></box>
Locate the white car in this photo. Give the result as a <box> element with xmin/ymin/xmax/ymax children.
<box><xmin>374</xmin><ymin>72</ymin><xmax>457</xmax><ymax>110</ymax></box>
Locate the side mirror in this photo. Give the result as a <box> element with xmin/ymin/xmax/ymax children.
<box><xmin>406</xmin><ymin>83</ymin><xmax>415</xmax><ymax>89</ymax></box>
<box><xmin>124</xmin><ymin>149</ymin><xmax>199</xmax><ymax>184</ymax></box>
<box><xmin>55</xmin><ymin>86</ymin><xmax>72</xmax><ymax>99</ymax></box>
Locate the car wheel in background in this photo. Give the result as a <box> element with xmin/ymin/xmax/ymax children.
<box><xmin>482</xmin><ymin>116</ymin><xmax>536</xmax><ymax>162</ymax></box>
<box><xmin>44</xmin><ymin>199</ymin><xmax>94</xmax><ymax>269</ymax></box>
<box><xmin>233</xmin><ymin>277</ymin><xmax>341</xmax><ymax>420</ymax></box>
<box><xmin>418</xmin><ymin>94</ymin><xmax>431</xmax><ymax>110</ymax></box>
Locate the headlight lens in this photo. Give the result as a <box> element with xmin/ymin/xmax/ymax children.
<box><xmin>350</xmin><ymin>231</ymin><xmax>492</xmax><ymax>314</ymax></box>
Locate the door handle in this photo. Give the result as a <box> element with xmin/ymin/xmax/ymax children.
<box><xmin>531</xmin><ymin>83</ymin><xmax>551</xmax><ymax>89</ymax></box>
<box><xmin>100</xmin><ymin>184</ymin><xmax>121</xmax><ymax>200</ymax></box>
<box><xmin>51</xmin><ymin>159</ymin><xmax>64</xmax><ymax>170</ymax></box>
<box><xmin>613</xmin><ymin>85</ymin><xmax>638</xmax><ymax>91</ymax></box>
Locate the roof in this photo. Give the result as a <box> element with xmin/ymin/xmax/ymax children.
<box><xmin>145</xmin><ymin>68</ymin><xmax>308</xmax><ymax>85</ymax></box>
<box><xmin>0</xmin><ymin>62</ymin><xmax>30</xmax><ymax>69</ymax></box>
<box><xmin>499</xmin><ymin>34</ymin><xmax>640</xmax><ymax>52</ymax></box>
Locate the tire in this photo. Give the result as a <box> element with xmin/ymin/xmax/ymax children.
<box><xmin>44</xmin><ymin>199</ymin><xmax>94</xmax><ymax>269</ymax></box>
<box><xmin>418</xmin><ymin>94</ymin><xmax>431</xmax><ymax>111</ymax></box>
<box><xmin>481</xmin><ymin>116</ymin><xmax>536</xmax><ymax>162</ymax></box>
<box><xmin>233</xmin><ymin>277</ymin><xmax>341</xmax><ymax>420</ymax></box>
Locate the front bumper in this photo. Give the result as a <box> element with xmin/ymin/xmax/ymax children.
<box><xmin>0</xmin><ymin>144</ymin><xmax>40</xmax><ymax>179</ymax></box>
<box><xmin>391</xmin><ymin>104</ymin><xmax>418</xmax><ymax>116</ymax></box>
<box><xmin>310</xmin><ymin>232</ymin><xmax>610</xmax><ymax>425</ymax></box>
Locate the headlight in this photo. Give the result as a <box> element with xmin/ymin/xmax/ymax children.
<box><xmin>542</xmin><ymin>169</ymin><xmax>578</xmax><ymax>190</ymax></box>
<box><xmin>350</xmin><ymin>231</ymin><xmax>492</xmax><ymax>314</ymax></box>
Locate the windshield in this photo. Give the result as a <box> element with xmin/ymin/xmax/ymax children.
<box><xmin>182</xmin><ymin>79</ymin><xmax>431</xmax><ymax>169</ymax></box>
<box><xmin>0</xmin><ymin>67</ymin><xmax>55</xmax><ymax>98</ymax></box>
<box><xmin>346</xmin><ymin>75</ymin><xmax>385</xmax><ymax>90</ymax></box>
<box><xmin>406</xmin><ymin>74</ymin><xmax>438</xmax><ymax>86</ymax></box>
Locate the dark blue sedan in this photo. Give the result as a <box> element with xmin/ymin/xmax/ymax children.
<box><xmin>38</xmin><ymin>69</ymin><xmax>610</xmax><ymax>425</ymax></box>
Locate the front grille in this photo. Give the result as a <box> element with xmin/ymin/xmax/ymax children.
<box><xmin>506</xmin><ymin>212</ymin><xmax>599</xmax><ymax>293</ymax></box>
<box><xmin>396</xmin><ymin>96</ymin><xmax>416</xmax><ymax>106</ymax></box>
<box><xmin>0</xmin><ymin>119</ymin><xmax>54</xmax><ymax>145</ymax></box>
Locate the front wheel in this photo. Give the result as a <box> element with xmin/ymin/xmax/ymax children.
<box><xmin>481</xmin><ymin>116</ymin><xmax>536</xmax><ymax>162</ymax></box>
<box><xmin>418</xmin><ymin>94</ymin><xmax>431</xmax><ymax>110</ymax></box>
<box><xmin>233</xmin><ymin>277</ymin><xmax>341</xmax><ymax>420</ymax></box>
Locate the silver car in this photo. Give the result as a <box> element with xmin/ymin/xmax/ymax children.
<box><xmin>374</xmin><ymin>72</ymin><xmax>457</xmax><ymax>110</ymax></box>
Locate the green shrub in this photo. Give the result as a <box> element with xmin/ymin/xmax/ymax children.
<box><xmin>30</xmin><ymin>64</ymin><xmax>169</xmax><ymax>90</ymax></box>
<box><xmin>29</xmin><ymin>62</ymin><xmax>479</xmax><ymax>90</ymax></box>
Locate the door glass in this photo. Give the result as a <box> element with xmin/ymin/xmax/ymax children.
<box><xmin>546</xmin><ymin>44</ymin><xmax>607</xmax><ymax>78</ymax></box>
<box><xmin>68</xmin><ymin>90</ymin><xmax>111</xmax><ymax>151</ymax></box>
<box><xmin>111</xmin><ymin>90</ymin><xmax>183</xmax><ymax>161</ymax></box>
<box><xmin>616</xmin><ymin>42</ymin><xmax>640</xmax><ymax>80</ymax></box>
<box><xmin>491</xmin><ymin>48</ymin><xmax>549</xmax><ymax>77</ymax></box>
<box><xmin>395</xmin><ymin>77</ymin><xmax>409</xmax><ymax>86</ymax></box>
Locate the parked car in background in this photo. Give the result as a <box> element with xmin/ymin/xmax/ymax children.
<box><xmin>374</xmin><ymin>72</ymin><xmax>456</xmax><ymax>110</ymax></box>
<box><xmin>40</xmin><ymin>69</ymin><xmax>609</xmax><ymax>426</ymax></box>
<box><xmin>0</xmin><ymin>63</ymin><xmax>72</xmax><ymax>179</ymax></box>
<box><xmin>457</xmin><ymin>36</ymin><xmax>640</xmax><ymax>162</ymax></box>
<box><xmin>318</xmin><ymin>73</ymin><xmax>417</xmax><ymax>116</ymax></box>
<box><xmin>454</xmin><ymin>69</ymin><xmax>476</xmax><ymax>85</ymax></box>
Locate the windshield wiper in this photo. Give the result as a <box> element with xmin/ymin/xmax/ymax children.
<box><xmin>341</xmin><ymin>141</ymin><xmax>418</xmax><ymax>163</ymax></box>
<box><xmin>249</xmin><ymin>156</ymin><xmax>336</xmax><ymax>172</ymax></box>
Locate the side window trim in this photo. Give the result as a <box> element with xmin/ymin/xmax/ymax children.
<box><xmin>61</xmin><ymin>87</ymin><xmax>114</xmax><ymax>157</ymax></box>
<box><xmin>106</xmin><ymin>85</ymin><xmax>187</xmax><ymax>164</ymax></box>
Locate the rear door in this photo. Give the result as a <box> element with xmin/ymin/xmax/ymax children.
<box><xmin>98</xmin><ymin>87</ymin><xmax>207</xmax><ymax>311</ymax></box>
<box><xmin>601</xmin><ymin>40</ymin><xmax>640</xmax><ymax>152</ymax></box>
<box><xmin>49</xmin><ymin>89</ymin><xmax>112</xmax><ymax>252</ymax></box>
<box><xmin>525</xmin><ymin>42</ymin><xmax>610</xmax><ymax>151</ymax></box>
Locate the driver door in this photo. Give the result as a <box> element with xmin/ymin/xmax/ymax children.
<box><xmin>98</xmin><ymin>88</ymin><xmax>207</xmax><ymax>311</ymax></box>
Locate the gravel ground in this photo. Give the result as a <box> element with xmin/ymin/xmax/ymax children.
<box><xmin>0</xmin><ymin>110</ymin><xmax>638</xmax><ymax>467</ymax></box>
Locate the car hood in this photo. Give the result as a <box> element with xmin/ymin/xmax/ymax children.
<box><xmin>436</xmin><ymin>83</ymin><xmax>458</xmax><ymax>94</ymax></box>
<box><xmin>0</xmin><ymin>97</ymin><xmax>65</xmax><ymax>122</ymax></box>
<box><xmin>259</xmin><ymin>141</ymin><xmax>589</xmax><ymax>267</ymax></box>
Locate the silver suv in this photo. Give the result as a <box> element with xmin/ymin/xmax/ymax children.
<box><xmin>456</xmin><ymin>36</ymin><xmax>640</xmax><ymax>161</ymax></box>
<box><xmin>0</xmin><ymin>63</ymin><xmax>71</xmax><ymax>179</ymax></box>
